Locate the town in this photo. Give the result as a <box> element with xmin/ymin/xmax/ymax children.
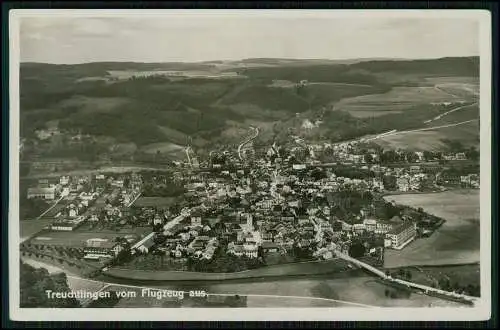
<box><xmin>21</xmin><ymin>135</ymin><xmax>479</xmax><ymax>283</ymax></box>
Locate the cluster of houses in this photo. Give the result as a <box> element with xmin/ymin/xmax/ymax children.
<box><xmin>125</xmin><ymin>158</ymin><xmax>428</xmax><ymax>268</ymax></box>
<box><xmin>25</xmin><ymin>134</ymin><xmax>477</xmax><ymax>270</ymax></box>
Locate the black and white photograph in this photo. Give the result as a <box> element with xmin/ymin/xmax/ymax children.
<box><xmin>8</xmin><ymin>9</ymin><xmax>492</xmax><ymax>321</ymax></box>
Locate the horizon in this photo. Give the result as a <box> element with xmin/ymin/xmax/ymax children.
<box><xmin>17</xmin><ymin>13</ymin><xmax>480</xmax><ymax>64</ymax></box>
<box><xmin>20</xmin><ymin>55</ymin><xmax>479</xmax><ymax>66</ymax></box>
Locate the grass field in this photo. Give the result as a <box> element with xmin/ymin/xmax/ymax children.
<box><xmin>29</xmin><ymin>231</ymin><xmax>141</xmax><ymax>248</ymax></box>
<box><xmin>383</xmin><ymin>190</ymin><xmax>480</xmax><ymax>267</ymax></box>
<box><xmin>333</xmin><ymin>86</ymin><xmax>466</xmax><ymax>118</ymax></box>
<box><xmin>133</xmin><ymin>197</ymin><xmax>177</xmax><ymax>208</ymax></box>
<box><xmin>422</xmin><ymin>76</ymin><xmax>479</xmax><ymax>97</ymax></box>
<box><xmin>106</xmin><ymin>274</ymin><xmax>464</xmax><ymax>308</ymax></box>
<box><xmin>140</xmin><ymin>142</ymin><xmax>184</xmax><ymax>155</ymax></box>
<box><xmin>57</xmin><ymin>95</ymin><xmax>130</xmax><ymax>115</ymax></box>
<box><xmin>200</xmin><ymin>276</ymin><xmax>463</xmax><ymax>308</ymax></box>
<box><xmin>73</xmin><ymin>223</ymin><xmax>152</xmax><ymax>237</ymax></box>
<box><xmin>424</xmin><ymin>104</ymin><xmax>479</xmax><ymax>127</ymax></box>
<box><xmin>375</xmin><ymin>120</ymin><xmax>479</xmax><ymax>151</ymax></box>
<box><xmin>21</xmin><ymin>219</ymin><xmax>53</xmax><ymax>241</ymax></box>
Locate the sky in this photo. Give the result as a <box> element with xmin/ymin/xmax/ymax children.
<box><xmin>17</xmin><ymin>11</ymin><xmax>480</xmax><ymax>64</ymax></box>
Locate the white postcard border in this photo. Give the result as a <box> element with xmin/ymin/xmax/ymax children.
<box><xmin>8</xmin><ymin>9</ymin><xmax>492</xmax><ymax>322</ymax></box>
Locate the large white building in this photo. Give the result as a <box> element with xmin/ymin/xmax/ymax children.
<box><xmin>386</xmin><ymin>222</ymin><xmax>417</xmax><ymax>250</ymax></box>
<box><xmin>27</xmin><ymin>187</ymin><xmax>58</xmax><ymax>200</ymax></box>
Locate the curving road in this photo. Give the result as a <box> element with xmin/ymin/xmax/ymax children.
<box><xmin>237</xmin><ymin>127</ymin><xmax>260</xmax><ymax>161</ymax></box>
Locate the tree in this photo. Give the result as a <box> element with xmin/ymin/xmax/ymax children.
<box><xmin>382</xmin><ymin>175</ymin><xmax>397</xmax><ymax>191</ymax></box>
<box><xmin>406</xmin><ymin>152</ymin><xmax>418</xmax><ymax>163</ymax></box>
<box><xmin>348</xmin><ymin>242</ymin><xmax>366</xmax><ymax>258</ymax></box>
<box><xmin>423</xmin><ymin>150</ymin><xmax>433</xmax><ymax>162</ymax></box>
<box><xmin>310</xmin><ymin>168</ymin><xmax>327</xmax><ymax>181</ymax></box>
<box><xmin>465</xmin><ymin>147</ymin><xmax>479</xmax><ymax>161</ymax></box>
<box><xmin>364</xmin><ymin>153</ymin><xmax>374</xmax><ymax>164</ymax></box>
<box><xmin>332</xmin><ymin>221</ymin><xmax>343</xmax><ymax>232</ymax></box>
<box><xmin>381</xmin><ymin>150</ymin><xmax>398</xmax><ymax>164</ymax></box>
<box><xmin>20</xmin><ymin>261</ymin><xmax>81</xmax><ymax>308</ymax></box>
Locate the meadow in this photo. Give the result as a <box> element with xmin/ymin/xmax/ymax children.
<box><xmin>333</xmin><ymin>86</ymin><xmax>467</xmax><ymax>118</ymax></box>
<box><xmin>383</xmin><ymin>189</ymin><xmax>480</xmax><ymax>268</ymax></box>
<box><xmin>375</xmin><ymin>120</ymin><xmax>479</xmax><ymax>151</ymax></box>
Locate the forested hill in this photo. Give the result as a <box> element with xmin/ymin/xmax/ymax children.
<box><xmin>20</xmin><ymin>56</ymin><xmax>479</xmax><ymax>158</ymax></box>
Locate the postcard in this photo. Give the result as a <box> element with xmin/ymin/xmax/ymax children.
<box><xmin>8</xmin><ymin>8</ymin><xmax>492</xmax><ymax>321</ymax></box>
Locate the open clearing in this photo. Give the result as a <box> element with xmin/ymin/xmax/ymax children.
<box><xmin>424</xmin><ymin>104</ymin><xmax>479</xmax><ymax>127</ymax></box>
<box><xmin>375</xmin><ymin>120</ymin><xmax>479</xmax><ymax>151</ymax></box>
<box><xmin>140</xmin><ymin>142</ymin><xmax>184</xmax><ymax>155</ymax></box>
<box><xmin>333</xmin><ymin>86</ymin><xmax>466</xmax><ymax>118</ymax></box>
<box><xmin>29</xmin><ymin>231</ymin><xmax>142</xmax><ymax>248</ymax></box>
<box><xmin>384</xmin><ymin>190</ymin><xmax>480</xmax><ymax>268</ymax></box>
<box><xmin>423</xmin><ymin>76</ymin><xmax>479</xmax><ymax>97</ymax></box>
<box><xmin>57</xmin><ymin>96</ymin><xmax>130</xmax><ymax>114</ymax></box>
<box><xmin>21</xmin><ymin>219</ymin><xmax>53</xmax><ymax>241</ymax></box>
<box><xmin>133</xmin><ymin>197</ymin><xmax>177</xmax><ymax>208</ymax></box>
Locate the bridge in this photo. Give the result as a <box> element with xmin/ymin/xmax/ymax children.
<box><xmin>335</xmin><ymin>251</ymin><xmax>479</xmax><ymax>305</ymax></box>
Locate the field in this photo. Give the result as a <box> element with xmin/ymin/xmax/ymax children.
<box><xmin>132</xmin><ymin>197</ymin><xmax>177</xmax><ymax>208</ymax></box>
<box><xmin>423</xmin><ymin>103</ymin><xmax>479</xmax><ymax>127</ymax></box>
<box><xmin>20</xmin><ymin>199</ymin><xmax>69</xmax><ymax>240</ymax></box>
<box><xmin>375</xmin><ymin>120</ymin><xmax>479</xmax><ymax>151</ymax></box>
<box><xmin>139</xmin><ymin>142</ymin><xmax>184</xmax><ymax>155</ymax></box>
<box><xmin>73</xmin><ymin>223</ymin><xmax>152</xmax><ymax>236</ymax></box>
<box><xmin>22</xmin><ymin>257</ymin><xmax>78</xmax><ymax>276</ymax></box>
<box><xmin>107</xmin><ymin>275</ymin><xmax>465</xmax><ymax>308</ymax></box>
<box><xmin>21</xmin><ymin>219</ymin><xmax>53</xmax><ymax>241</ymax></box>
<box><xmin>333</xmin><ymin>86</ymin><xmax>467</xmax><ymax>118</ymax></box>
<box><xmin>423</xmin><ymin>76</ymin><xmax>479</xmax><ymax>97</ymax></box>
<box><xmin>28</xmin><ymin>231</ymin><xmax>142</xmax><ymax>248</ymax></box>
<box><xmin>383</xmin><ymin>189</ymin><xmax>480</xmax><ymax>268</ymax></box>
<box><xmin>56</xmin><ymin>95</ymin><xmax>130</xmax><ymax>115</ymax></box>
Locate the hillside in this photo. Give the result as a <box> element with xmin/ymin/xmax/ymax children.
<box><xmin>19</xmin><ymin>57</ymin><xmax>480</xmax><ymax>162</ymax></box>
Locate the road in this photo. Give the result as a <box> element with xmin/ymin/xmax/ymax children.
<box><xmin>129</xmin><ymin>208</ymin><xmax>193</xmax><ymax>252</ymax></box>
<box><xmin>184</xmin><ymin>147</ymin><xmax>193</xmax><ymax>167</ymax></box>
<box><xmin>126</xmin><ymin>192</ymin><xmax>142</xmax><ymax>208</ymax></box>
<box><xmin>434</xmin><ymin>85</ymin><xmax>462</xmax><ymax>99</ymax></box>
<box><xmin>335</xmin><ymin>251</ymin><xmax>478</xmax><ymax>305</ymax></box>
<box><xmin>237</xmin><ymin>127</ymin><xmax>260</xmax><ymax>161</ymax></box>
<box><xmin>423</xmin><ymin>102</ymin><xmax>478</xmax><ymax>124</ymax></box>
